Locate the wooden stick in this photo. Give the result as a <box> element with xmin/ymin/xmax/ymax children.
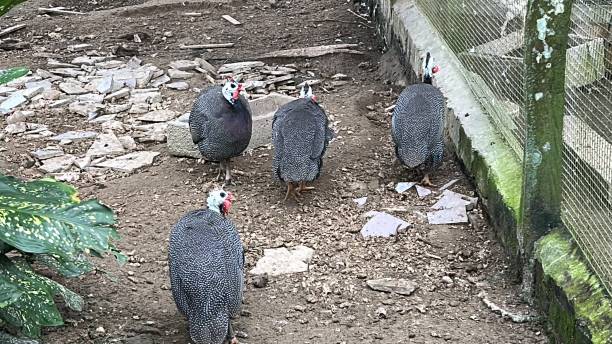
<box><xmin>259</xmin><ymin>44</ymin><xmax>363</xmax><ymax>58</ymax></box>
<box><xmin>222</xmin><ymin>15</ymin><xmax>241</xmax><ymax>25</ymax></box>
<box><xmin>38</xmin><ymin>7</ymin><xmax>85</xmax><ymax>15</ymax></box>
<box><xmin>0</xmin><ymin>24</ymin><xmax>26</xmax><ymax>38</ymax></box>
<box><xmin>180</xmin><ymin>43</ymin><xmax>235</xmax><ymax>49</ymax></box>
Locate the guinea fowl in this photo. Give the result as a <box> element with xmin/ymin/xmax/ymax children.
<box><xmin>391</xmin><ymin>52</ymin><xmax>444</xmax><ymax>186</ymax></box>
<box><xmin>168</xmin><ymin>189</ymin><xmax>244</xmax><ymax>344</ymax></box>
<box><xmin>189</xmin><ymin>78</ymin><xmax>252</xmax><ymax>186</ymax></box>
<box><xmin>272</xmin><ymin>84</ymin><xmax>333</xmax><ymax>201</ymax></box>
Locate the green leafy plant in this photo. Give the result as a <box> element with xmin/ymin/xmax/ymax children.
<box><xmin>0</xmin><ymin>0</ymin><xmax>27</xmax><ymax>16</ymax></box>
<box><xmin>0</xmin><ymin>174</ymin><xmax>125</xmax><ymax>338</ymax></box>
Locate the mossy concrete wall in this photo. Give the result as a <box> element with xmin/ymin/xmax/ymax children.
<box><xmin>535</xmin><ymin>230</ymin><xmax>612</xmax><ymax>344</ymax></box>
<box><xmin>366</xmin><ymin>0</ymin><xmax>612</xmax><ymax>343</ymax></box>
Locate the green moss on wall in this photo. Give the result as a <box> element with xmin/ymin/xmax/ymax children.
<box><xmin>536</xmin><ymin>230</ymin><xmax>612</xmax><ymax>344</ymax></box>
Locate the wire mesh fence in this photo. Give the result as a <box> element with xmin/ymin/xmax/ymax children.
<box><xmin>415</xmin><ymin>0</ymin><xmax>612</xmax><ymax>295</ymax></box>
<box><xmin>561</xmin><ymin>0</ymin><xmax>612</xmax><ymax>296</ymax></box>
<box><xmin>415</xmin><ymin>0</ymin><xmax>528</xmax><ymax>159</ymax></box>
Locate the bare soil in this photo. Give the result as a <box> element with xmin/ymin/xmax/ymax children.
<box><xmin>1</xmin><ymin>0</ymin><xmax>548</xmax><ymax>343</ymax></box>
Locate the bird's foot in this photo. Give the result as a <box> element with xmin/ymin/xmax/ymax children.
<box><xmin>283</xmin><ymin>183</ymin><xmax>302</xmax><ymax>204</ymax></box>
<box><xmin>298</xmin><ymin>182</ymin><xmax>315</xmax><ymax>193</ymax></box>
<box><xmin>230</xmin><ymin>337</ymin><xmax>239</xmax><ymax>344</ymax></box>
<box><xmin>420</xmin><ymin>174</ymin><xmax>435</xmax><ymax>187</ymax></box>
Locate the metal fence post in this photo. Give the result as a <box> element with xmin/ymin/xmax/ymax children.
<box><xmin>520</xmin><ymin>0</ymin><xmax>574</xmax><ymax>300</ymax></box>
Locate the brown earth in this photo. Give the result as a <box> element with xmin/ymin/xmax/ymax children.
<box><xmin>0</xmin><ymin>0</ymin><xmax>548</xmax><ymax>343</ymax></box>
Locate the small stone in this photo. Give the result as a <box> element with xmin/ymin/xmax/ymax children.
<box><xmin>331</xmin><ymin>73</ymin><xmax>348</xmax><ymax>80</ymax></box>
<box><xmin>252</xmin><ymin>273</ymin><xmax>269</xmax><ymax>288</ymax></box>
<box><xmin>69</xmin><ymin>101</ymin><xmax>105</xmax><ymax>118</ymax></box>
<box><xmin>137</xmin><ymin>110</ymin><xmax>179</xmax><ymax>122</ymax></box>
<box><xmin>5</xmin><ymin>122</ymin><xmax>27</xmax><ymax>134</ymax></box>
<box><xmin>31</xmin><ymin>147</ymin><xmax>64</xmax><ymax>160</ymax></box>
<box><xmin>41</xmin><ymin>89</ymin><xmax>62</xmax><ymax>100</ymax></box>
<box><xmin>39</xmin><ymin>154</ymin><xmax>76</xmax><ymax>173</ymax></box>
<box><xmin>366</xmin><ymin>278</ymin><xmax>418</xmax><ymax>296</ymax></box>
<box><xmin>129</xmin><ymin>103</ymin><xmax>150</xmax><ymax>114</ymax></box>
<box><xmin>166</xmin><ymin>81</ymin><xmax>189</xmax><ymax>90</ymax></box>
<box><xmin>106</xmin><ymin>103</ymin><xmax>131</xmax><ymax>114</ymax></box>
<box><xmin>167</xmin><ymin>69</ymin><xmax>194</xmax><ymax>80</ymax></box>
<box><xmin>59</xmin><ymin>82</ymin><xmax>89</xmax><ymax>95</ymax></box>
<box><xmin>68</xmin><ymin>43</ymin><xmax>93</xmax><ymax>52</ymax></box>
<box><xmin>104</xmin><ymin>88</ymin><xmax>130</xmax><ymax>101</ymax></box>
<box><xmin>375</xmin><ymin>306</ymin><xmax>387</xmax><ymax>319</ymax></box>
<box><xmin>119</xmin><ymin>136</ymin><xmax>137</xmax><ymax>150</ymax></box>
<box><xmin>169</xmin><ymin>60</ymin><xmax>199</xmax><ymax>71</ymax></box>
<box><xmin>249</xmin><ymin>246</ymin><xmax>314</xmax><ymax>276</ymax></box>
<box><xmin>25</xmin><ymin>80</ymin><xmax>53</xmax><ymax>91</ymax></box>
<box><xmin>55</xmin><ymin>172</ymin><xmax>80</xmax><ymax>182</ymax></box>
<box><xmin>51</xmin><ymin>131</ymin><xmax>98</xmax><ymax>141</ymax></box>
<box><xmin>6</xmin><ymin>110</ymin><xmax>34</xmax><ymax>124</ymax></box>
<box><xmin>442</xmin><ymin>276</ymin><xmax>453</xmax><ymax>284</ymax></box>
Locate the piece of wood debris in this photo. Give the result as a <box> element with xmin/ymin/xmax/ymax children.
<box><xmin>478</xmin><ymin>292</ymin><xmax>538</xmax><ymax>323</ymax></box>
<box><xmin>183</xmin><ymin>12</ymin><xmax>203</xmax><ymax>17</ymax></box>
<box><xmin>218</xmin><ymin>61</ymin><xmax>264</xmax><ymax>73</ymax></box>
<box><xmin>222</xmin><ymin>15</ymin><xmax>241</xmax><ymax>25</ymax></box>
<box><xmin>384</xmin><ymin>104</ymin><xmax>396</xmax><ymax>112</ymax></box>
<box><xmin>258</xmin><ymin>44</ymin><xmax>363</xmax><ymax>58</ymax></box>
<box><xmin>439</xmin><ymin>178</ymin><xmax>459</xmax><ymax>191</ymax></box>
<box><xmin>180</xmin><ymin>43</ymin><xmax>235</xmax><ymax>49</ymax></box>
<box><xmin>425</xmin><ymin>252</ymin><xmax>442</xmax><ymax>260</ymax></box>
<box><xmin>38</xmin><ymin>7</ymin><xmax>85</xmax><ymax>15</ymax></box>
<box><xmin>0</xmin><ymin>24</ymin><xmax>26</xmax><ymax>38</ymax></box>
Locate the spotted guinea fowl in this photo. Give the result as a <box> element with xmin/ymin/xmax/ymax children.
<box><xmin>168</xmin><ymin>189</ymin><xmax>244</xmax><ymax>344</ymax></box>
<box><xmin>391</xmin><ymin>52</ymin><xmax>444</xmax><ymax>186</ymax></box>
<box><xmin>189</xmin><ymin>78</ymin><xmax>252</xmax><ymax>185</ymax></box>
<box><xmin>272</xmin><ymin>84</ymin><xmax>333</xmax><ymax>201</ymax></box>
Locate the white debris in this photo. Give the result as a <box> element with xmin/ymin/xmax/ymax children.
<box><xmin>249</xmin><ymin>246</ymin><xmax>314</xmax><ymax>276</ymax></box>
<box><xmin>50</xmin><ymin>131</ymin><xmax>98</xmax><ymax>141</ymax></box>
<box><xmin>166</xmin><ymin>81</ymin><xmax>190</xmax><ymax>90</ymax></box>
<box><xmin>31</xmin><ymin>147</ymin><xmax>64</xmax><ymax>160</ymax></box>
<box><xmin>361</xmin><ymin>211</ymin><xmax>410</xmax><ymax>238</ymax></box>
<box><xmin>0</xmin><ymin>93</ymin><xmax>28</xmax><ymax>113</ymax></box>
<box><xmin>169</xmin><ymin>60</ymin><xmax>199</xmax><ymax>71</ymax></box>
<box><xmin>167</xmin><ymin>69</ymin><xmax>194</xmax><ymax>80</ymax></box>
<box><xmin>353</xmin><ymin>196</ymin><xmax>368</xmax><ymax>207</ymax></box>
<box><xmin>59</xmin><ymin>82</ymin><xmax>89</xmax><ymax>95</ymax></box>
<box><xmin>427</xmin><ymin>206</ymin><xmax>468</xmax><ymax>225</ymax></box>
<box><xmin>431</xmin><ymin>190</ymin><xmax>478</xmax><ymax>210</ymax></box>
<box><xmin>395</xmin><ymin>181</ymin><xmax>416</xmax><ymax>194</ymax></box>
<box><xmin>439</xmin><ymin>178</ymin><xmax>460</xmax><ymax>191</ymax></box>
<box><xmin>415</xmin><ymin>185</ymin><xmax>432</xmax><ymax>198</ymax></box>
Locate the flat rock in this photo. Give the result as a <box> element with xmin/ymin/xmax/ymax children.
<box><xmin>249</xmin><ymin>246</ymin><xmax>314</xmax><ymax>276</ymax></box>
<box><xmin>104</xmin><ymin>88</ymin><xmax>130</xmax><ymax>101</ymax></box>
<box><xmin>49</xmin><ymin>68</ymin><xmax>85</xmax><ymax>78</ymax></box>
<box><xmin>129</xmin><ymin>103</ymin><xmax>150</xmax><ymax>114</ymax></box>
<box><xmin>25</xmin><ymin>80</ymin><xmax>53</xmax><ymax>91</ymax></box>
<box><xmin>6</xmin><ymin>110</ymin><xmax>34</xmax><ymax>124</ymax></box>
<box><xmin>427</xmin><ymin>206</ymin><xmax>468</xmax><ymax>224</ymax></box>
<box><xmin>95</xmin><ymin>151</ymin><xmax>160</xmax><ymax>172</ymax></box>
<box><xmin>50</xmin><ymin>131</ymin><xmax>98</xmax><ymax>141</ymax></box>
<box><xmin>5</xmin><ymin>122</ymin><xmax>27</xmax><ymax>134</ymax></box>
<box><xmin>195</xmin><ymin>58</ymin><xmax>217</xmax><ymax>75</ymax></box>
<box><xmin>69</xmin><ymin>101</ymin><xmax>105</xmax><ymax>118</ymax></box>
<box><xmin>0</xmin><ymin>86</ymin><xmax>16</xmax><ymax>96</ymax></box>
<box><xmin>31</xmin><ymin>147</ymin><xmax>65</xmax><ymax>160</ymax></box>
<box><xmin>106</xmin><ymin>103</ymin><xmax>131</xmax><ymax>114</ymax></box>
<box><xmin>86</xmin><ymin>132</ymin><xmax>125</xmax><ymax>157</ymax></box>
<box><xmin>366</xmin><ymin>278</ymin><xmax>418</xmax><ymax>296</ymax></box>
<box><xmin>167</xmin><ymin>69</ymin><xmax>194</xmax><ymax>80</ymax></box>
<box><xmin>49</xmin><ymin>98</ymin><xmax>74</xmax><ymax>108</ymax></box>
<box><xmin>166</xmin><ymin>81</ymin><xmax>189</xmax><ymax>90</ymax></box>
<box><xmin>0</xmin><ymin>93</ymin><xmax>28</xmax><ymax>113</ymax></box>
<box><xmin>119</xmin><ymin>136</ymin><xmax>137</xmax><ymax>150</ymax></box>
<box><xmin>77</xmin><ymin>93</ymin><xmax>105</xmax><ymax>103</ymax></box>
<box><xmin>40</xmin><ymin>154</ymin><xmax>76</xmax><ymax>173</ymax></box>
<box><xmin>91</xmin><ymin>76</ymin><xmax>114</xmax><ymax>94</ymax></box>
<box><xmin>150</xmin><ymin>74</ymin><xmax>170</xmax><ymax>88</ymax></box>
<box><xmin>218</xmin><ymin>61</ymin><xmax>264</xmax><ymax>73</ymax></box>
<box><xmin>169</xmin><ymin>60</ymin><xmax>199</xmax><ymax>71</ymax></box>
<box><xmin>361</xmin><ymin>211</ymin><xmax>410</xmax><ymax>238</ymax></box>
<box><xmin>137</xmin><ymin>110</ymin><xmax>179</xmax><ymax>122</ymax></box>
<box><xmin>72</xmin><ymin>56</ymin><xmax>108</xmax><ymax>65</ymax></box>
<box><xmin>59</xmin><ymin>82</ymin><xmax>88</xmax><ymax>95</ymax></box>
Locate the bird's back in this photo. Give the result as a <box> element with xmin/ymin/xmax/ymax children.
<box><xmin>272</xmin><ymin>98</ymin><xmax>332</xmax><ymax>183</ymax></box>
<box><xmin>168</xmin><ymin>209</ymin><xmax>244</xmax><ymax>344</ymax></box>
<box><xmin>189</xmin><ymin>86</ymin><xmax>253</xmax><ymax>162</ymax></box>
<box><xmin>392</xmin><ymin>83</ymin><xmax>445</xmax><ymax>169</ymax></box>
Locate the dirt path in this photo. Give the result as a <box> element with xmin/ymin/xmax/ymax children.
<box><xmin>1</xmin><ymin>0</ymin><xmax>547</xmax><ymax>343</ymax></box>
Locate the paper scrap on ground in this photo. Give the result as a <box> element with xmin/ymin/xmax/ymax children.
<box><xmin>361</xmin><ymin>211</ymin><xmax>410</xmax><ymax>238</ymax></box>
<box><xmin>353</xmin><ymin>197</ymin><xmax>367</xmax><ymax>207</ymax></box>
<box><xmin>395</xmin><ymin>182</ymin><xmax>416</xmax><ymax>194</ymax></box>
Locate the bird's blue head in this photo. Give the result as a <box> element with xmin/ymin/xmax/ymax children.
<box><xmin>207</xmin><ymin>189</ymin><xmax>235</xmax><ymax>216</ymax></box>
<box><xmin>299</xmin><ymin>83</ymin><xmax>316</xmax><ymax>102</ymax></box>
<box><xmin>222</xmin><ymin>78</ymin><xmax>244</xmax><ymax>105</ymax></box>
<box><xmin>421</xmin><ymin>52</ymin><xmax>440</xmax><ymax>85</ymax></box>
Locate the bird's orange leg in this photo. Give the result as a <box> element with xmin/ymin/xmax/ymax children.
<box><xmin>421</xmin><ymin>174</ymin><xmax>435</xmax><ymax>187</ymax></box>
<box><xmin>298</xmin><ymin>181</ymin><xmax>315</xmax><ymax>193</ymax></box>
<box><xmin>284</xmin><ymin>183</ymin><xmax>294</xmax><ymax>202</ymax></box>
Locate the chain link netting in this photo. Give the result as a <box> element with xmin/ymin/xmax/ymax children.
<box><xmin>415</xmin><ymin>0</ymin><xmax>528</xmax><ymax>159</ymax></box>
<box><xmin>415</xmin><ymin>0</ymin><xmax>612</xmax><ymax>295</ymax></box>
<box><xmin>561</xmin><ymin>0</ymin><xmax>612</xmax><ymax>296</ymax></box>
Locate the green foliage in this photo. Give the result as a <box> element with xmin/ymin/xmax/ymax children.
<box><xmin>0</xmin><ymin>68</ymin><xmax>29</xmax><ymax>86</ymax></box>
<box><xmin>0</xmin><ymin>174</ymin><xmax>125</xmax><ymax>338</ymax></box>
<box><xmin>0</xmin><ymin>0</ymin><xmax>27</xmax><ymax>16</ymax></box>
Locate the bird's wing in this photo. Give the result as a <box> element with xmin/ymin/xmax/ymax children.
<box><xmin>310</xmin><ymin>105</ymin><xmax>330</xmax><ymax>160</ymax></box>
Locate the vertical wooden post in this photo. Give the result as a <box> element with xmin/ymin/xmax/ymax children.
<box><xmin>520</xmin><ymin>0</ymin><xmax>574</xmax><ymax>300</ymax></box>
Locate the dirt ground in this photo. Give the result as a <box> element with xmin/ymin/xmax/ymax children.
<box><xmin>1</xmin><ymin>0</ymin><xmax>548</xmax><ymax>343</ymax></box>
